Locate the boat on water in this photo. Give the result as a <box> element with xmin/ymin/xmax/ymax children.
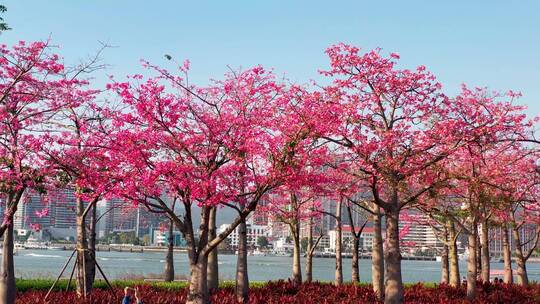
<box><xmin>23</xmin><ymin>236</ymin><xmax>48</xmax><ymax>250</ymax></box>
<box><xmin>249</xmin><ymin>248</ymin><xmax>267</xmax><ymax>256</ymax></box>
<box><xmin>272</xmin><ymin>250</ymin><xmax>292</xmax><ymax>257</ymax></box>
<box><xmin>47</xmin><ymin>245</ymin><xmax>64</xmax><ymax>250</ymax></box>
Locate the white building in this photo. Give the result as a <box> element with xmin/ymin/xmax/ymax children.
<box><xmin>272</xmin><ymin>236</ymin><xmax>294</xmax><ymax>253</ymax></box>
<box><xmin>400</xmin><ymin>214</ymin><xmax>442</xmax><ymax>250</ymax></box>
<box><xmin>328</xmin><ymin>225</ymin><xmax>383</xmax><ymax>252</ymax></box>
<box><xmin>218</xmin><ymin>216</ymin><xmax>269</xmax><ymax>249</ymax></box>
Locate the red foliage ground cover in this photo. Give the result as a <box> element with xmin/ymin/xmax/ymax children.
<box><xmin>15</xmin><ymin>281</ymin><xmax>540</xmax><ymax>304</ymax></box>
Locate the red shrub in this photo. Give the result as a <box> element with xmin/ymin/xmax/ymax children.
<box><xmin>15</xmin><ymin>281</ymin><xmax>540</xmax><ymax>304</ymax></box>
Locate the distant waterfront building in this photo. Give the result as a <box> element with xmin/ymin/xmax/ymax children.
<box><xmin>489</xmin><ymin>224</ymin><xmax>538</xmax><ymax>256</ymax></box>
<box><xmin>49</xmin><ymin>189</ymin><xmax>77</xmax><ymax>229</ymax></box>
<box><xmin>328</xmin><ymin>225</ymin><xmax>384</xmax><ymax>252</ymax></box>
<box><xmin>329</xmin><ymin>225</ymin><xmax>363</xmax><ymax>252</ymax></box>
<box><xmin>136</xmin><ymin>206</ymin><xmax>163</xmax><ymax>237</ymax></box>
<box><xmin>359</xmin><ymin>226</ymin><xmax>379</xmax><ymax>250</ymax></box>
<box><xmin>218</xmin><ymin>216</ymin><xmax>269</xmax><ymax>249</ymax></box>
<box><xmin>14</xmin><ymin>192</ymin><xmax>51</xmax><ymax>229</ymax></box>
<box><xmin>104</xmin><ymin>200</ymin><xmax>163</xmax><ymax>237</ymax></box>
<box><xmin>399</xmin><ymin>213</ymin><xmax>442</xmax><ymax>251</ymax></box>
<box><xmin>13</xmin><ymin>189</ymin><xmax>77</xmax><ymax>230</ymax></box>
<box><xmin>150</xmin><ymin>227</ymin><xmax>186</xmax><ymax>246</ymax></box>
<box><xmin>272</xmin><ymin>236</ymin><xmax>294</xmax><ymax>253</ymax></box>
<box><xmin>104</xmin><ymin>198</ymin><xmax>137</xmax><ymax>234</ymax></box>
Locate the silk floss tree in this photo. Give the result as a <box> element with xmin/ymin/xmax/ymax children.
<box><xmin>107</xmin><ymin>59</ymin><xmax>321</xmax><ymax>304</ymax></box>
<box><xmin>40</xmin><ymin>98</ymin><xmax>116</xmax><ymax>297</ymax></box>
<box><xmin>0</xmin><ymin>41</ymin><xmax>95</xmax><ymax>304</ymax></box>
<box><xmin>442</xmin><ymin>86</ymin><xmax>534</xmax><ymax>300</ymax></box>
<box><xmin>318</xmin><ymin>44</ymin><xmax>467</xmax><ymax>304</ymax></box>
<box><xmin>489</xmin><ymin>146</ymin><xmax>540</xmax><ymax>286</ymax></box>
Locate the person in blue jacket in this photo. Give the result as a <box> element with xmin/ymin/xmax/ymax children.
<box><xmin>122</xmin><ymin>287</ymin><xmax>131</xmax><ymax>304</ymax></box>
<box><xmin>122</xmin><ymin>287</ymin><xmax>144</xmax><ymax>304</ymax></box>
<box><xmin>122</xmin><ymin>287</ymin><xmax>132</xmax><ymax>304</ymax></box>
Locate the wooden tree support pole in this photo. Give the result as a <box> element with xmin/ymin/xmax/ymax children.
<box><xmin>82</xmin><ymin>248</ymin><xmax>87</xmax><ymax>298</ymax></box>
<box><xmin>94</xmin><ymin>259</ymin><xmax>115</xmax><ymax>297</ymax></box>
<box><xmin>67</xmin><ymin>259</ymin><xmax>78</xmax><ymax>291</ymax></box>
<box><xmin>45</xmin><ymin>249</ymin><xmax>77</xmax><ymax>300</ymax></box>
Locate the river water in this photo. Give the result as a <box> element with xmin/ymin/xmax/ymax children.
<box><xmin>13</xmin><ymin>249</ymin><xmax>540</xmax><ymax>283</ymax></box>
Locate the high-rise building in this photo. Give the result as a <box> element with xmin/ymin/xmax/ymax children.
<box><xmin>13</xmin><ymin>192</ymin><xmax>39</xmax><ymax>229</ymax></box>
<box><xmin>13</xmin><ymin>189</ymin><xmax>77</xmax><ymax>230</ymax></box>
<box><xmin>399</xmin><ymin>213</ymin><xmax>442</xmax><ymax>250</ymax></box>
<box><xmin>103</xmin><ymin>199</ymin><xmax>163</xmax><ymax>237</ymax></box>
<box><xmin>218</xmin><ymin>215</ymin><xmax>269</xmax><ymax>248</ymax></box>
<box><xmin>489</xmin><ymin>224</ymin><xmax>538</xmax><ymax>256</ymax></box>
<box><xmin>49</xmin><ymin>189</ymin><xmax>77</xmax><ymax>229</ymax></box>
<box><xmin>104</xmin><ymin>198</ymin><xmax>137</xmax><ymax>234</ymax></box>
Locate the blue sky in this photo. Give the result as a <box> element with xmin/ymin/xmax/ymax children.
<box><xmin>1</xmin><ymin>1</ymin><xmax>539</xmax><ymax>116</ymax></box>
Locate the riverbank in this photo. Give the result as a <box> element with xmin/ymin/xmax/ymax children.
<box><xmin>14</xmin><ymin>280</ymin><xmax>540</xmax><ymax>303</ymax></box>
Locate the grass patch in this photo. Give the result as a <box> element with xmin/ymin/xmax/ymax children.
<box><xmin>15</xmin><ymin>279</ymin><xmax>275</xmax><ymax>292</ymax></box>
<box><xmin>15</xmin><ymin>278</ymin><xmax>442</xmax><ymax>292</ymax></box>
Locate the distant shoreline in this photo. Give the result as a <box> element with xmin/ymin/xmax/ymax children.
<box><xmin>18</xmin><ymin>244</ymin><xmax>540</xmax><ymax>263</ymax></box>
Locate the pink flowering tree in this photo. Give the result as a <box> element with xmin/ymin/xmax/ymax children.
<box><xmin>40</xmin><ymin>98</ymin><xmax>118</xmax><ymax>296</ymax></box>
<box><xmin>438</xmin><ymin>86</ymin><xmax>535</xmax><ymax>299</ymax></box>
<box><xmin>0</xmin><ymin>41</ymin><xmax>94</xmax><ymax>304</ymax></box>
<box><xmin>318</xmin><ymin>44</ymin><xmax>464</xmax><ymax>303</ymax></box>
<box><xmin>261</xmin><ymin>186</ymin><xmax>324</xmax><ymax>284</ymax></box>
<box><xmin>107</xmin><ymin>60</ymin><xmax>320</xmax><ymax>304</ymax></box>
<box><xmin>487</xmin><ymin>147</ymin><xmax>540</xmax><ymax>286</ymax></box>
<box><xmin>256</xmin><ymin>107</ymin><xmax>331</xmax><ymax>285</ymax></box>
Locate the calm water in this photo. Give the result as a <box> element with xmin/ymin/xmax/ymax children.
<box><xmin>12</xmin><ymin>249</ymin><xmax>540</xmax><ymax>283</ymax></box>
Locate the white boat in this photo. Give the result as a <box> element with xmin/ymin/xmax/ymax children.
<box><xmin>47</xmin><ymin>245</ymin><xmax>64</xmax><ymax>251</ymax></box>
<box><xmin>250</xmin><ymin>249</ymin><xmax>267</xmax><ymax>256</ymax></box>
<box><xmin>272</xmin><ymin>251</ymin><xmax>292</xmax><ymax>257</ymax></box>
<box><xmin>24</xmin><ymin>236</ymin><xmax>47</xmax><ymax>250</ymax></box>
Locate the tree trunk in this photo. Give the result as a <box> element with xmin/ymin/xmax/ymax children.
<box><xmin>207</xmin><ymin>207</ymin><xmax>219</xmax><ymax>291</ymax></box>
<box><xmin>372</xmin><ymin>208</ymin><xmax>385</xmax><ymax>300</ymax></box>
<box><xmin>0</xmin><ymin>224</ymin><xmax>15</xmax><ymax>304</ymax></box>
<box><xmin>447</xmin><ymin>219</ymin><xmax>460</xmax><ymax>287</ymax></box>
<box><xmin>480</xmin><ymin>219</ymin><xmax>490</xmax><ymax>283</ymax></box>
<box><xmin>334</xmin><ymin>200</ymin><xmax>343</xmax><ymax>286</ymax></box>
<box><xmin>75</xmin><ymin>195</ymin><xmax>92</xmax><ymax>297</ymax></box>
<box><xmin>502</xmin><ymin>224</ymin><xmax>513</xmax><ymax>284</ymax></box>
<box><xmin>187</xmin><ymin>258</ymin><xmax>209</xmax><ymax>304</ymax></box>
<box><xmin>466</xmin><ymin>222</ymin><xmax>478</xmax><ymax>301</ymax></box>
<box><xmin>384</xmin><ymin>205</ymin><xmax>403</xmax><ymax>304</ymax></box>
<box><xmin>164</xmin><ymin>217</ymin><xmax>175</xmax><ymax>282</ymax></box>
<box><xmin>86</xmin><ymin>202</ymin><xmax>97</xmax><ymax>286</ymax></box>
<box><xmin>305</xmin><ymin>217</ymin><xmax>314</xmax><ymax>283</ymax></box>
<box><xmin>0</xmin><ymin>191</ymin><xmax>23</xmax><ymax>304</ymax></box>
<box><xmin>291</xmin><ymin>220</ymin><xmax>302</xmax><ymax>285</ymax></box>
<box><xmin>440</xmin><ymin>226</ymin><xmax>449</xmax><ymax>284</ymax></box>
<box><xmin>512</xmin><ymin>225</ymin><xmax>528</xmax><ymax>286</ymax></box>
<box><xmin>476</xmin><ymin>233</ymin><xmax>482</xmax><ymax>281</ymax></box>
<box><xmin>185</xmin><ymin>205</ymin><xmax>211</xmax><ymax>304</ymax></box>
<box><xmin>235</xmin><ymin>219</ymin><xmax>249</xmax><ymax>303</ymax></box>
<box><xmin>352</xmin><ymin>235</ymin><xmax>360</xmax><ymax>283</ymax></box>
<box><xmin>207</xmin><ymin>207</ymin><xmax>219</xmax><ymax>290</ymax></box>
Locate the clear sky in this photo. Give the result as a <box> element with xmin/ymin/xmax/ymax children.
<box><xmin>1</xmin><ymin>1</ymin><xmax>539</xmax><ymax>116</ymax></box>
